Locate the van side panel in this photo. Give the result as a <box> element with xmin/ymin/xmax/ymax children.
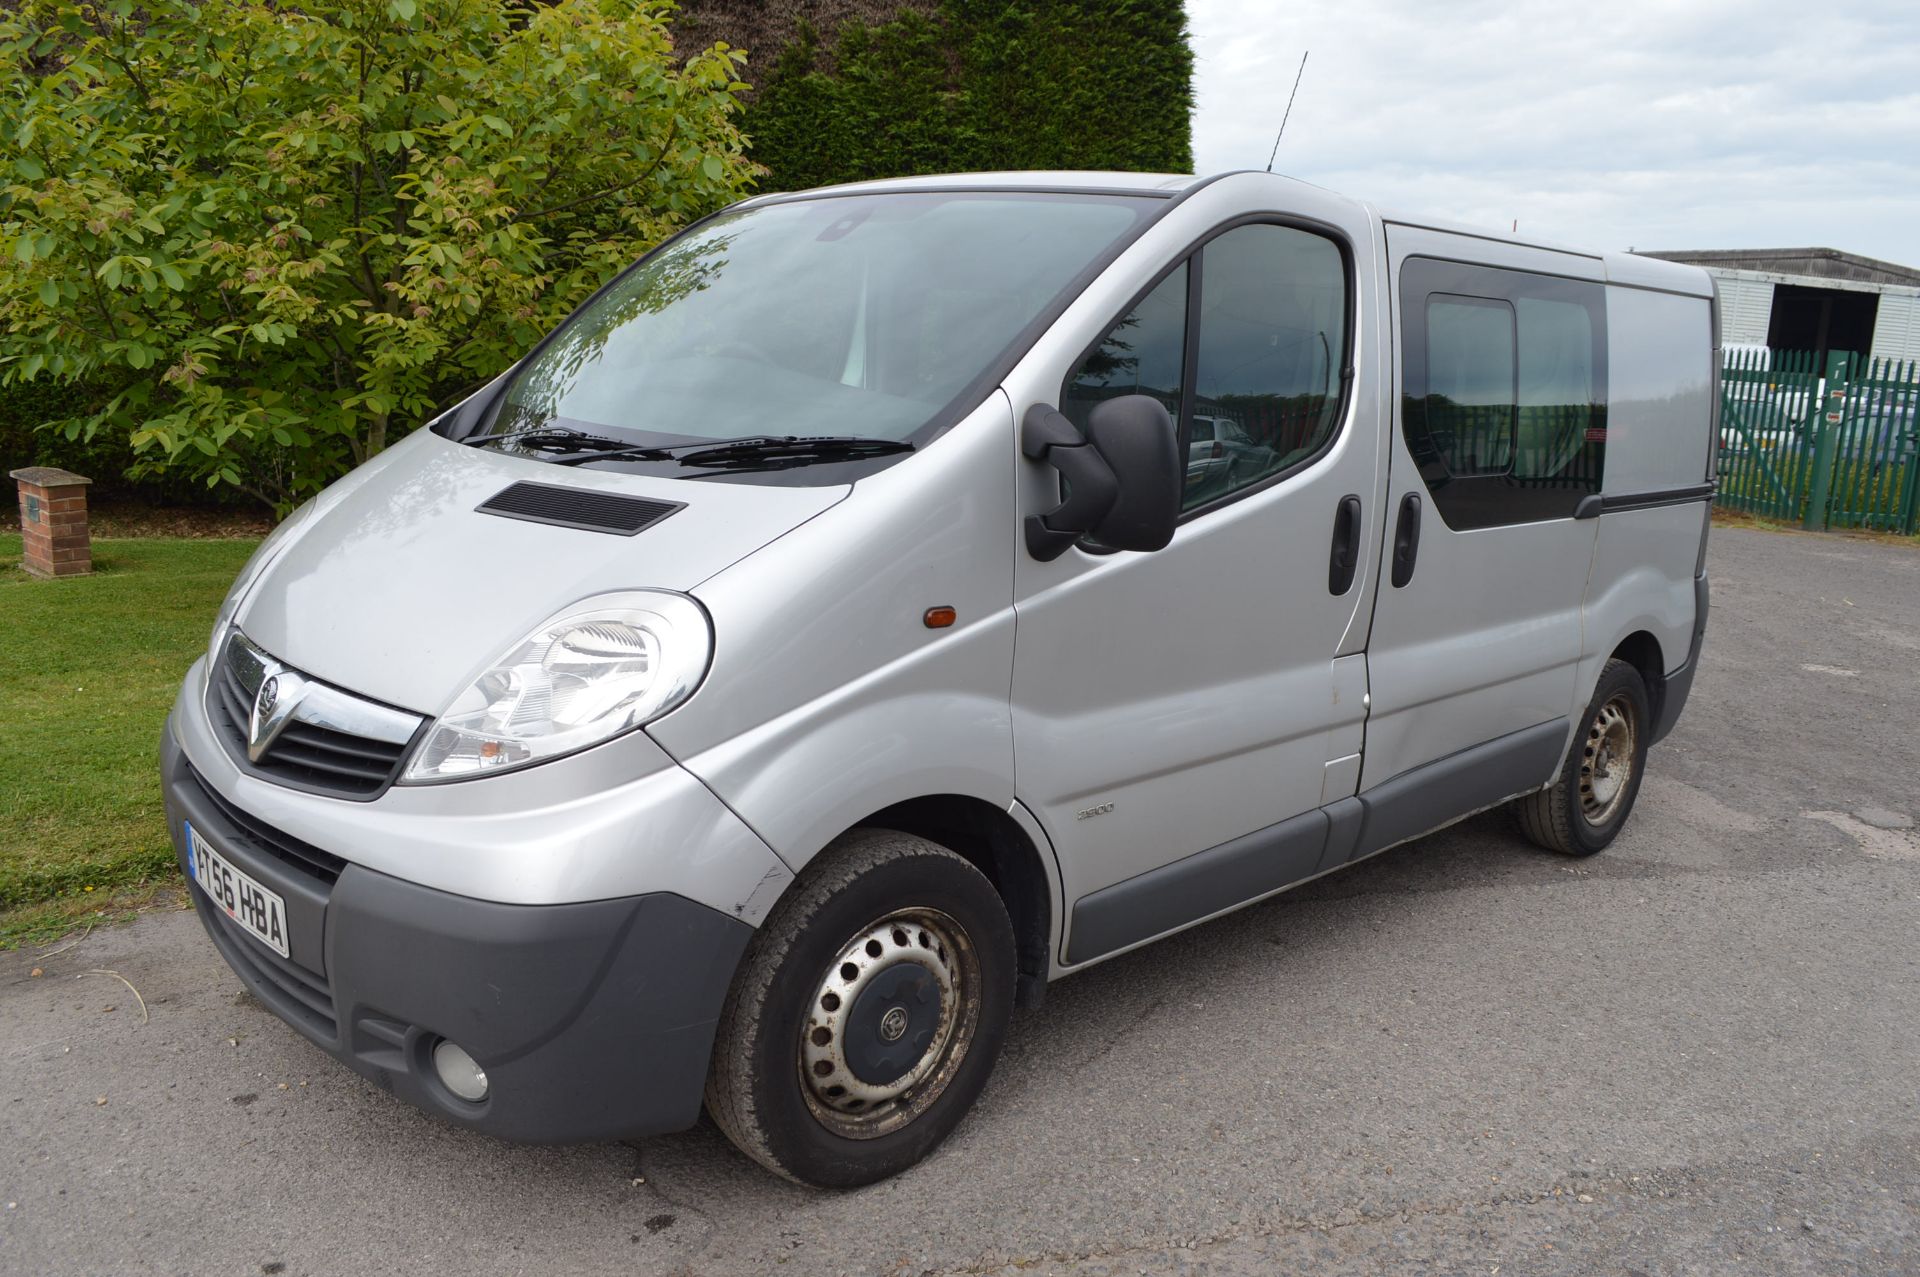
<box><xmin>1577</xmin><ymin>284</ymin><xmax>1715</xmax><ymax>722</ymax></box>
<box><xmin>1599</xmin><ymin>287</ymin><xmax>1716</xmax><ymax>494</ymax></box>
<box><xmin>1584</xmin><ymin>501</ymin><xmax>1707</xmax><ymax>675</ymax></box>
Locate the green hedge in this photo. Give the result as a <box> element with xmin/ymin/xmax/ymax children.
<box><xmin>742</xmin><ymin>0</ymin><xmax>1194</xmax><ymax>192</ymax></box>
<box><xmin>0</xmin><ymin>381</ymin><xmax>135</xmax><ymax>499</ymax></box>
<box><xmin>0</xmin><ymin>383</ymin><xmax>227</xmax><ymax>506</ymax></box>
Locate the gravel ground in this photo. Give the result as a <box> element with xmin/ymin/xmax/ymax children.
<box><xmin>2</xmin><ymin>525</ymin><xmax>1917</xmax><ymax>1276</ymax></box>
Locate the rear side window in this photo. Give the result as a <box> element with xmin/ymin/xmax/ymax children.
<box><xmin>1516</xmin><ymin>297</ymin><xmax>1598</xmax><ymax>483</ymax></box>
<box><xmin>1402</xmin><ymin>258</ymin><xmax>1607</xmax><ymax>529</ymax></box>
<box><xmin>1064</xmin><ymin>222</ymin><xmax>1352</xmax><ymax>515</ymax></box>
<box><xmin>1424</xmin><ymin>296</ymin><xmax>1516</xmax><ymax>477</ymax></box>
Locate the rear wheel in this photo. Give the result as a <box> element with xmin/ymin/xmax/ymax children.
<box><xmin>704</xmin><ymin>829</ymin><xmax>1016</xmax><ymax>1187</ymax></box>
<box><xmin>1513</xmin><ymin>658</ymin><xmax>1650</xmax><ymax>856</ymax></box>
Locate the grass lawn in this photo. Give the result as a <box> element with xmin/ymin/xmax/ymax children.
<box><xmin>1</xmin><ymin>532</ymin><xmax>258</xmax><ymax>946</ymax></box>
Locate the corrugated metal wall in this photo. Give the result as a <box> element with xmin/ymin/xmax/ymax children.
<box><xmin>1699</xmin><ymin>267</ymin><xmax>1920</xmax><ymax>361</ymax></box>
<box><xmin>1871</xmin><ymin>291</ymin><xmax>1920</xmax><ymax>361</ymax></box>
<box><xmin>1716</xmin><ymin>274</ymin><xmax>1775</xmax><ymax>347</ymax></box>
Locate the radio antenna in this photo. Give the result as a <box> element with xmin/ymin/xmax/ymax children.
<box><xmin>1265</xmin><ymin>50</ymin><xmax>1309</xmax><ymax>173</ymax></box>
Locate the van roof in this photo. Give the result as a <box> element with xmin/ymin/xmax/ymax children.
<box><xmin>748</xmin><ymin>171</ymin><xmax>1209</xmax><ymax>201</ymax></box>
<box><xmin>743</xmin><ymin>171</ymin><xmax>1715</xmax><ymax>298</ymax></box>
<box><xmin>1374</xmin><ymin>205</ymin><xmax>1713</xmax><ymax>297</ymax></box>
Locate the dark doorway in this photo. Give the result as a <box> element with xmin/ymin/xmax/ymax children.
<box><xmin>1767</xmin><ymin>284</ymin><xmax>1878</xmax><ymax>365</ymax></box>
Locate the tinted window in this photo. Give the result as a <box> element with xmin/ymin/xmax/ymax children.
<box><xmin>1189</xmin><ymin>224</ymin><xmax>1348</xmax><ymax>508</ymax></box>
<box><xmin>1401</xmin><ymin>258</ymin><xmax>1607</xmax><ymax>529</ymax></box>
<box><xmin>1062</xmin><ymin>263</ymin><xmax>1187</xmax><ymax>427</ymax></box>
<box><xmin>1063</xmin><ymin>222</ymin><xmax>1351</xmax><ymax>516</ymax></box>
<box><xmin>1516</xmin><ymin>297</ymin><xmax>1597</xmax><ymax>482</ymax></box>
<box><xmin>1424</xmin><ymin>296</ymin><xmax>1516</xmax><ymax>476</ymax></box>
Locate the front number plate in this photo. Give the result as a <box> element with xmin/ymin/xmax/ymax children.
<box><xmin>186</xmin><ymin>821</ymin><xmax>290</xmax><ymax>958</ymax></box>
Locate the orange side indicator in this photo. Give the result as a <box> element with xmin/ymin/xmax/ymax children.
<box><xmin>922</xmin><ymin>606</ymin><xmax>957</xmax><ymax>629</ymax></box>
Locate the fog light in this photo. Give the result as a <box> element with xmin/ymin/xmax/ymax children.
<box><xmin>432</xmin><ymin>1039</ymin><xmax>488</xmax><ymax>1102</ymax></box>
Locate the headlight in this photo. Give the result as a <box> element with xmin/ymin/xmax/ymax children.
<box><xmin>208</xmin><ymin>499</ymin><xmax>316</xmax><ymax>670</ymax></box>
<box><xmin>402</xmin><ymin>591</ymin><xmax>711</xmax><ymax>783</ymax></box>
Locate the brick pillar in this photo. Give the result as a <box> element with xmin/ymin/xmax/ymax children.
<box><xmin>11</xmin><ymin>466</ymin><xmax>93</xmax><ymax>578</ymax></box>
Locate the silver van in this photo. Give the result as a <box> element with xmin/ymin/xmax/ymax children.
<box><xmin>162</xmin><ymin>171</ymin><xmax>1717</xmax><ymax>1186</ymax></box>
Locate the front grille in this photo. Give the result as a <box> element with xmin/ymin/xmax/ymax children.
<box><xmin>183</xmin><ymin>761</ymin><xmax>347</xmax><ymax>885</ymax></box>
<box><xmin>203</xmin><ymin>905</ymin><xmax>337</xmax><ymax>1039</ymax></box>
<box><xmin>210</xmin><ymin>633</ymin><xmax>421</xmax><ymax>799</ymax></box>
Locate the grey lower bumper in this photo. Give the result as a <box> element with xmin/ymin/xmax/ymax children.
<box><xmin>162</xmin><ymin>721</ymin><xmax>753</xmax><ymax>1143</ymax></box>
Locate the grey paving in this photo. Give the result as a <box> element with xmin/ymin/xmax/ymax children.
<box><xmin>3</xmin><ymin>525</ymin><xmax>1918</xmax><ymax>1277</ymax></box>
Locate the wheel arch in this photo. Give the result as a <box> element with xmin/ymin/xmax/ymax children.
<box><xmin>1607</xmin><ymin>629</ymin><xmax>1667</xmax><ymax>729</ymax></box>
<box><xmin>857</xmin><ymin>794</ymin><xmax>1058</xmax><ymax>1008</ymax></box>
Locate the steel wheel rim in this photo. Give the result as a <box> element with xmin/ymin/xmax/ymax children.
<box><xmin>798</xmin><ymin>907</ymin><xmax>979</xmax><ymax>1140</ymax></box>
<box><xmin>1579</xmin><ymin>692</ymin><xmax>1637</xmax><ymax>825</ymax></box>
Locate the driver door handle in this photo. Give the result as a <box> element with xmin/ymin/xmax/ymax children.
<box><xmin>1328</xmin><ymin>494</ymin><xmax>1362</xmax><ymax>595</ymax></box>
<box><xmin>1390</xmin><ymin>492</ymin><xmax>1422</xmax><ymax>588</ymax></box>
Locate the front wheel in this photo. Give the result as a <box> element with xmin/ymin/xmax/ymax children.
<box><xmin>1512</xmin><ymin>658</ymin><xmax>1651</xmax><ymax>856</ymax></box>
<box><xmin>704</xmin><ymin>829</ymin><xmax>1016</xmax><ymax>1187</ymax></box>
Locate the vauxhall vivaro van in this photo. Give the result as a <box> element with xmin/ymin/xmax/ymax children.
<box><xmin>163</xmin><ymin>170</ymin><xmax>1717</xmax><ymax>1186</ymax></box>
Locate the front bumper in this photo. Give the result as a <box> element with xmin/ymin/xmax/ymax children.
<box><xmin>163</xmin><ymin>723</ymin><xmax>753</xmax><ymax>1142</ymax></box>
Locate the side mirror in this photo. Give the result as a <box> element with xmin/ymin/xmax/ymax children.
<box><xmin>1022</xmin><ymin>395</ymin><xmax>1182</xmax><ymax>561</ymax></box>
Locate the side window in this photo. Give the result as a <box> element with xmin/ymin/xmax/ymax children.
<box><xmin>1190</xmin><ymin>224</ymin><xmax>1348</xmax><ymax>509</ymax></box>
<box><xmin>1062</xmin><ymin>264</ymin><xmax>1187</xmax><ymax>428</ymax></box>
<box><xmin>1063</xmin><ymin>223</ymin><xmax>1352</xmax><ymax>517</ymax></box>
<box><xmin>1515</xmin><ymin>296</ymin><xmax>1598</xmax><ymax>487</ymax></box>
<box><xmin>1422</xmin><ymin>296</ymin><xmax>1516</xmax><ymax>476</ymax></box>
<box><xmin>1402</xmin><ymin>258</ymin><xmax>1606</xmax><ymax>529</ymax></box>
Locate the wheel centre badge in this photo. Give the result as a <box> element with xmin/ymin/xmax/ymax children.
<box><xmin>879</xmin><ymin>1006</ymin><xmax>909</xmax><ymax>1042</ymax></box>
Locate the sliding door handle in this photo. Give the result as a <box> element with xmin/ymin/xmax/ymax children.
<box><xmin>1328</xmin><ymin>494</ymin><xmax>1362</xmax><ymax>594</ymax></box>
<box><xmin>1390</xmin><ymin>492</ymin><xmax>1422</xmax><ymax>588</ymax></box>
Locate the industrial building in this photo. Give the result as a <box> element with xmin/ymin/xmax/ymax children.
<box><xmin>1641</xmin><ymin>248</ymin><xmax>1920</xmax><ymax>366</ymax></box>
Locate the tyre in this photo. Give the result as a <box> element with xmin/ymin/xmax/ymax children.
<box><xmin>1512</xmin><ymin>658</ymin><xmax>1651</xmax><ymax>857</ymax></box>
<box><xmin>704</xmin><ymin>829</ymin><xmax>1016</xmax><ymax>1187</ymax></box>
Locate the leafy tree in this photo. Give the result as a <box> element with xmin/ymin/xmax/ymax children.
<box><xmin>0</xmin><ymin>0</ymin><xmax>755</xmax><ymax>509</ymax></box>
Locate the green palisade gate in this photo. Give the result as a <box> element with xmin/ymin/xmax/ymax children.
<box><xmin>729</xmin><ymin>0</ymin><xmax>1195</xmax><ymax>193</ymax></box>
<box><xmin>1717</xmin><ymin>348</ymin><xmax>1920</xmax><ymax>533</ymax></box>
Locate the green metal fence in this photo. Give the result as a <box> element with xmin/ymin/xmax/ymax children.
<box><xmin>1717</xmin><ymin>348</ymin><xmax>1920</xmax><ymax>533</ymax></box>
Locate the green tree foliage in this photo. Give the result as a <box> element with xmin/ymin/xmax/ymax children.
<box><xmin>743</xmin><ymin>0</ymin><xmax>1194</xmax><ymax>193</ymax></box>
<box><xmin>0</xmin><ymin>0</ymin><xmax>756</xmax><ymax>510</ymax></box>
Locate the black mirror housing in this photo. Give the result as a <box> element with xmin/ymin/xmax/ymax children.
<box><xmin>1022</xmin><ymin>395</ymin><xmax>1181</xmax><ymax>560</ymax></box>
<box><xmin>1082</xmin><ymin>395</ymin><xmax>1181</xmax><ymax>552</ymax></box>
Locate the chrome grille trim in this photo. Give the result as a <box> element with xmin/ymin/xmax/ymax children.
<box><xmin>223</xmin><ymin>632</ymin><xmax>421</xmax><ymax>746</ymax></box>
<box><xmin>209</xmin><ymin>631</ymin><xmax>426</xmax><ymax>799</ymax></box>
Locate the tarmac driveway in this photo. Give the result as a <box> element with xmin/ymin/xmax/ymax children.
<box><xmin>3</xmin><ymin>525</ymin><xmax>1918</xmax><ymax>1276</ymax></box>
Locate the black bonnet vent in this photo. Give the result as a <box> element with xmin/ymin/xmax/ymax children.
<box><xmin>476</xmin><ymin>482</ymin><xmax>684</xmax><ymax>536</ymax></box>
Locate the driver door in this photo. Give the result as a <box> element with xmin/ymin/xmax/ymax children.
<box><xmin>1006</xmin><ymin>209</ymin><xmax>1389</xmax><ymax>965</ymax></box>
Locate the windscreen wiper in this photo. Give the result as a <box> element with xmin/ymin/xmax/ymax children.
<box><xmin>486</xmin><ymin>432</ymin><xmax>915</xmax><ymax>470</ymax></box>
<box><xmin>673</xmin><ymin>435</ymin><xmax>915</xmax><ymax>471</ymax></box>
<box><xmin>465</xmin><ymin>427</ymin><xmax>650</xmax><ymax>455</ymax></box>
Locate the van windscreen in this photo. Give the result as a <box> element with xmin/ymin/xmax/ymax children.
<box><xmin>476</xmin><ymin>191</ymin><xmax>1157</xmax><ymax>472</ymax></box>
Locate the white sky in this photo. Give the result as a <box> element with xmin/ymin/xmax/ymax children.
<box><xmin>1185</xmin><ymin>0</ymin><xmax>1920</xmax><ymax>266</ymax></box>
